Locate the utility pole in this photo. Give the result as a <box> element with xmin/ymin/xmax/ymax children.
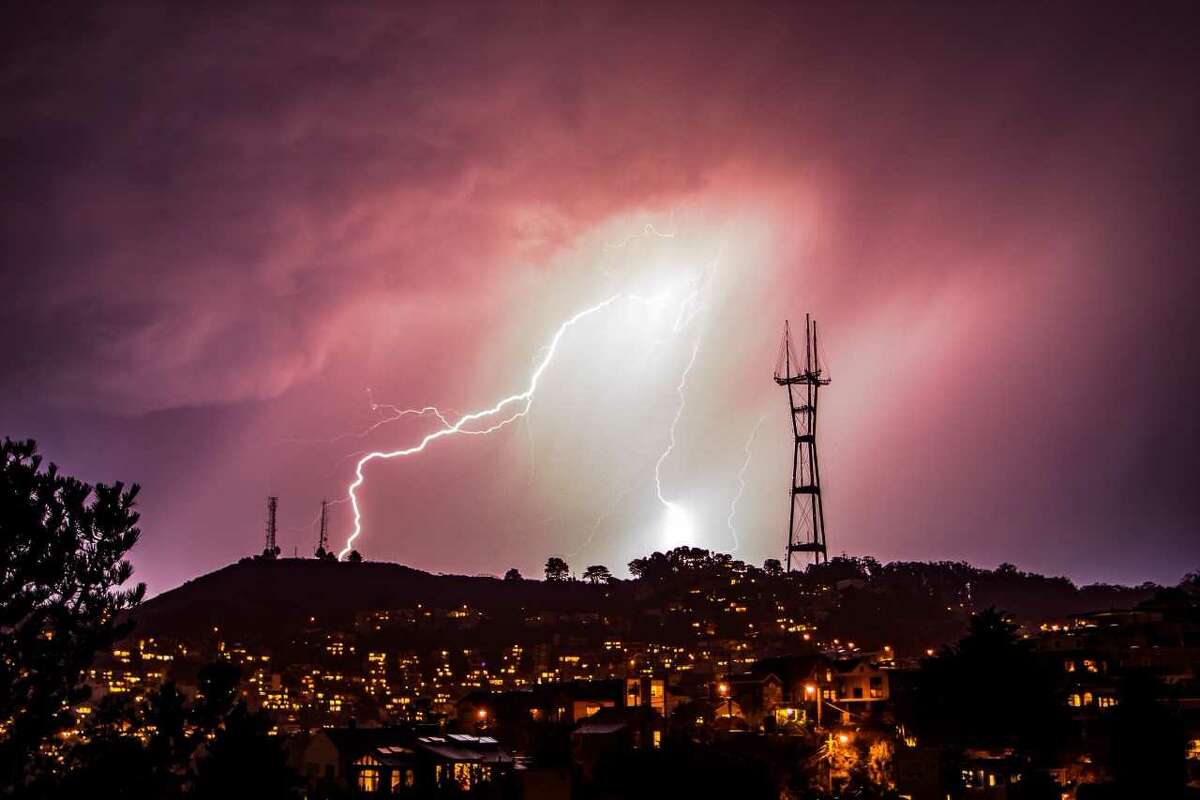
<box><xmin>774</xmin><ymin>316</ymin><xmax>831</xmax><ymax>570</ymax></box>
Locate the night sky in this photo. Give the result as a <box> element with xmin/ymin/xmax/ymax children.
<box><xmin>2</xmin><ymin>3</ymin><xmax>1197</xmax><ymax>595</ymax></box>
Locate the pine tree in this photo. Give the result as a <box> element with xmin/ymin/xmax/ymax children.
<box><xmin>0</xmin><ymin>438</ymin><xmax>145</xmax><ymax>792</ymax></box>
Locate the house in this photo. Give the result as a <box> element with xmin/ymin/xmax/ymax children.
<box><xmin>893</xmin><ymin>745</ymin><xmax>1027</xmax><ymax>800</ymax></box>
<box><xmin>298</xmin><ymin>726</ymin><xmax>513</xmax><ymax>795</ymax></box>
<box><xmin>831</xmin><ymin>656</ymin><xmax>890</xmax><ymax>713</ymax></box>
<box><xmin>624</xmin><ymin>676</ymin><xmax>669</xmax><ymax>716</ymax></box>
<box><xmin>299</xmin><ymin>726</ymin><xmax>415</xmax><ymax>790</ymax></box>
<box><xmin>749</xmin><ymin>654</ymin><xmax>832</xmax><ymax>704</ymax></box>
<box><xmin>724</xmin><ymin>673</ymin><xmax>784</xmax><ymax>728</ymax></box>
<box><xmin>414</xmin><ymin>734</ymin><xmax>515</xmax><ymax>793</ymax></box>
<box><xmin>571</xmin><ymin>706</ymin><xmax>665</xmax><ymax>780</ymax></box>
<box><xmin>457</xmin><ymin>679</ymin><xmax>624</xmax><ymax>730</ymax></box>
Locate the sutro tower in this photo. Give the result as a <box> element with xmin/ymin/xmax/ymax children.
<box><xmin>774</xmin><ymin>316</ymin><xmax>830</xmax><ymax>570</ymax></box>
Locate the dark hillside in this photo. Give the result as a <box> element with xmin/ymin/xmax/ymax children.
<box><xmin>126</xmin><ymin>559</ymin><xmax>625</xmax><ymax>643</ymax></box>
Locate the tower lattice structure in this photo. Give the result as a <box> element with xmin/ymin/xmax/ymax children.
<box><xmin>263</xmin><ymin>496</ymin><xmax>279</xmax><ymax>559</ymax></box>
<box><xmin>316</xmin><ymin>499</ymin><xmax>330</xmax><ymax>558</ymax></box>
<box><xmin>774</xmin><ymin>315</ymin><xmax>830</xmax><ymax>571</ymax></box>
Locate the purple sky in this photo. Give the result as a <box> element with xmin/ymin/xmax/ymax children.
<box><xmin>3</xmin><ymin>3</ymin><xmax>1197</xmax><ymax>595</ymax></box>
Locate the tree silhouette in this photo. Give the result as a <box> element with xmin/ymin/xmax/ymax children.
<box><xmin>193</xmin><ymin>702</ymin><xmax>300</xmax><ymax>800</ymax></box>
<box><xmin>503</xmin><ymin>568</ymin><xmax>522</xmax><ymax>581</ymax></box>
<box><xmin>544</xmin><ymin>556</ymin><xmax>569</xmax><ymax>581</ymax></box>
<box><xmin>347</xmin><ymin>549</ymin><xmax>363</xmax><ymax>563</ymax></box>
<box><xmin>1109</xmin><ymin>671</ymin><xmax>1185</xmax><ymax>799</ymax></box>
<box><xmin>763</xmin><ymin>558</ymin><xmax>783</xmax><ymax>576</ymax></box>
<box><xmin>62</xmin><ymin>663</ymin><xmax>300</xmax><ymax>799</ymax></box>
<box><xmin>913</xmin><ymin>608</ymin><xmax>1066</xmax><ymax>758</ymax></box>
<box><xmin>0</xmin><ymin>438</ymin><xmax>146</xmax><ymax>791</ymax></box>
<box><xmin>583</xmin><ymin>565</ymin><xmax>612</xmax><ymax>584</ymax></box>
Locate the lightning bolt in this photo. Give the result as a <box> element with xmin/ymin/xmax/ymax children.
<box><xmin>280</xmin><ymin>391</ymin><xmax>452</xmax><ymax>446</ymax></box>
<box><xmin>291</xmin><ymin>494</ymin><xmax>350</xmax><ymax>533</ymax></box>
<box><xmin>339</xmin><ymin>294</ymin><xmax>625</xmax><ymax>559</ymax></box>
<box><xmin>653</xmin><ymin>338</ymin><xmax>701</xmax><ymax>548</ymax></box>
<box><xmin>603</xmin><ymin>221</ymin><xmax>676</xmax><ymax>251</ymax></box>
<box><xmin>726</xmin><ymin>415</ymin><xmax>765</xmax><ymax>552</ymax></box>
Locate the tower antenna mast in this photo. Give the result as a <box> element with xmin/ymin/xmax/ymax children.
<box><xmin>316</xmin><ymin>499</ymin><xmax>330</xmax><ymax>559</ymax></box>
<box><xmin>773</xmin><ymin>315</ymin><xmax>830</xmax><ymax>570</ymax></box>
<box><xmin>263</xmin><ymin>496</ymin><xmax>279</xmax><ymax>559</ymax></box>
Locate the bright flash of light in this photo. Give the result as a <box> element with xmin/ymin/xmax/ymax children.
<box><xmin>654</xmin><ymin>339</ymin><xmax>701</xmax><ymax>550</ymax></box>
<box><xmin>726</xmin><ymin>415</ymin><xmax>765</xmax><ymax>552</ymax></box>
<box><xmin>340</xmin><ymin>292</ymin><xmax>654</xmax><ymax>560</ymax></box>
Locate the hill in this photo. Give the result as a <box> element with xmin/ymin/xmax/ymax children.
<box><xmin>124</xmin><ymin>553</ymin><xmax>1166</xmax><ymax>652</ymax></box>
<box><xmin>126</xmin><ymin>558</ymin><xmax>620</xmax><ymax>643</ymax></box>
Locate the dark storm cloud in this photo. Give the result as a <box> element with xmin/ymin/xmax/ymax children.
<box><xmin>1</xmin><ymin>2</ymin><xmax>1196</xmax><ymax>592</ymax></box>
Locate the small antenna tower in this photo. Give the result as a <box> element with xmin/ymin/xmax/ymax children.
<box><xmin>316</xmin><ymin>499</ymin><xmax>329</xmax><ymax>558</ymax></box>
<box><xmin>263</xmin><ymin>496</ymin><xmax>279</xmax><ymax>559</ymax></box>
<box><xmin>774</xmin><ymin>315</ymin><xmax>831</xmax><ymax>570</ymax></box>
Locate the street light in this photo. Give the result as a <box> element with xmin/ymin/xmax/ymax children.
<box><xmin>804</xmin><ymin>683</ymin><xmax>822</xmax><ymax>727</ymax></box>
<box><xmin>717</xmin><ymin>681</ymin><xmax>733</xmax><ymax>724</ymax></box>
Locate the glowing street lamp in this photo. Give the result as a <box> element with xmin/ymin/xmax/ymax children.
<box><xmin>804</xmin><ymin>683</ymin><xmax>823</xmax><ymax>727</ymax></box>
<box><xmin>717</xmin><ymin>681</ymin><xmax>733</xmax><ymax>723</ymax></box>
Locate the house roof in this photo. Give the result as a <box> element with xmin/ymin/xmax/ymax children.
<box><xmin>371</xmin><ymin>746</ymin><xmax>416</xmax><ymax>767</ymax></box>
<box><xmin>749</xmin><ymin>654</ymin><xmax>829</xmax><ymax>683</ymax></box>
<box><xmin>414</xmin><ymin>735</ymin><xmax>513</xmax><ymax>765</ymax></box>
<box><xmin>574</xmin><ymin>722</ymin><xmax>628</xmax><ymax>736</ymax></box>
<box><xmin>577</xmin><ymin>705</ymin><xmax>662</xmax><ymax>728</ymax></box>
<box><xmin>322</xmin><ymin>726</ymin><xmax>412</xmax><ymax>757</ymax></box>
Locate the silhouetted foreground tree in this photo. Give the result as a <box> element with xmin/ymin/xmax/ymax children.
<box><xmin>1108</xmin><ymin>671</ymin><xmax>1186</xmax><ymax>799</ymax></box>
<box><xmin>59</xmin><ymin>663</ymin><xmax>300</xmax><ymax>800</ymax></box>
<box><xmin>583</xmin><ymin>564</ymin><xmax>612</xmax><ymax>584</ymax></box>
<box><xmin>912</xmin><ymin>608</ymin><xmax>1067</xmax><ymax>758</ymax></box>
<box><xmin>1</xmin><ymin>439</ymin><xmax>300</xmax><ymax>798</ymax></box>
<box><xmin>544</xmin><ymin>556</ymin><xmax>569</xmax><ymax>581</ymax></box>
<box><xmin>192</xmin><ymin>668</ymin><xmax>302</xmax><ymax>800</ymax></box>
<box><xmin>0</xmin><ymin>438</ymin><xmax>145</xmax><ymax>793</ymax></box>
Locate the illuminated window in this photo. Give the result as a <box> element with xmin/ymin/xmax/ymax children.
<box><xmin>357</xmin><ymin>769</ymin><xmax>380</xmax><ymax>792</ymax></box>
<box><xmin>652</xmin><ymin>730</ymin><xmax>662</xmax><ymax>749</ymax></box>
